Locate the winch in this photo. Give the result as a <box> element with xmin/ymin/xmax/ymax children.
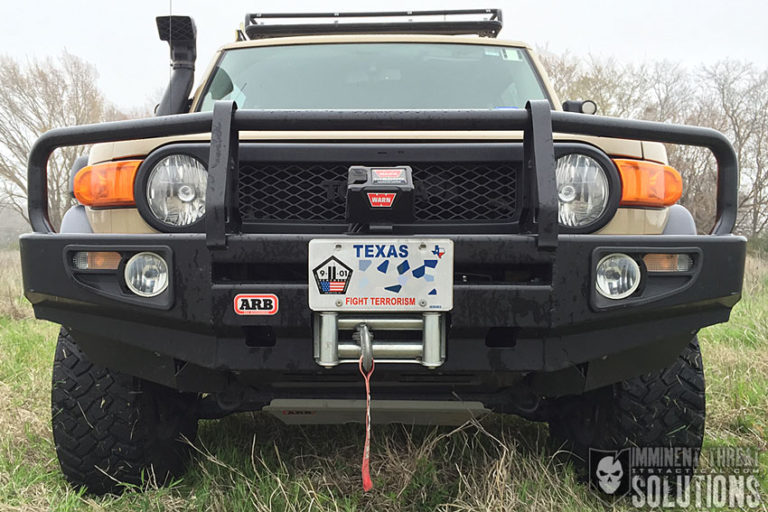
<box><xmin>345</xmin><ymin>165</ymin><xmax>415</xmax><ymax>225</ymax></box>
<box><xmin>313</xmin><ymin>312</ymin><xmax>446</xmax><ymax>369</ymax></box>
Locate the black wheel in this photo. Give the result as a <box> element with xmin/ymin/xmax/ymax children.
<box><xmin>548</xmin><ymin>337</ymin><xmax>705</xmax><ymax>465</ymax></box>
<box><xmin>51</xmin><ymin>328</ymin><xmax>198</xmax><ymax>494</ymax></box>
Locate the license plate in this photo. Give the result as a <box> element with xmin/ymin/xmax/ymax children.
<box><xmin>308</xmin><ymin>239</ymin><xmax>454</xmax><ymax>312</ymax></box>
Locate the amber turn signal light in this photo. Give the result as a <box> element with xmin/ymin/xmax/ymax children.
<box><xmin>72</xmin><ymin>251</ymin><xmax>122</xmax><ymax>270</ymax></box>
<box><xmin>73</xmin><ymin>160</ymin><xmax>142</xmax><ymax>207</ymax></box>
<box><xmin>613</xmin><ymin>159</ymin><xmax>683</xmax><ymax>208</ymax></box>
<box><xmin>643</xmin><ymin>253</ymin><xmax>694</xmax><ymax>272</ymax></box>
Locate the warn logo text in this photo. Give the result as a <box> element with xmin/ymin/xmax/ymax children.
<box><xmin>367</xmin><ymin>192</ymin><xmax>396</xmax><ymax>208</ymax></box>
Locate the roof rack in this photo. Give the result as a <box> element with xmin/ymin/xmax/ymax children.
<box><xmin>242</xmin><ymin>9</ymin><xmax>503</xmax><ymax>40</ymax></box>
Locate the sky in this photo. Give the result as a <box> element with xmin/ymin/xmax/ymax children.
<box><xmin>0</xmin><ymin>0</ymin><xmax>766</xmax><ymax>111</ymax></box>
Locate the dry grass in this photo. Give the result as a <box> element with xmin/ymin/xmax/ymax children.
<box><xmin>0</xmin><ymin>251</ymin><xmax>765</xmax><ymax>511</ymax></box>
<box><xmin>700</xmin><ymin>254</ymin><xmax>768</xmax><ymax>454</ymax></box>
<box><xmin>0</xmin><ymin>250</ymin><xmax>31</xmax><ymax>320</ymax></box>
<box><xmin>174</xmin><ymin>417</ymin><xmax>603</xmax><ymax>512</ymax></box>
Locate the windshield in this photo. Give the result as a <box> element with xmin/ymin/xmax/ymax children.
<box><xmin>198</xmin><ymin>43</ymin><xmax>549</xmax><ymax>110</ymax></box>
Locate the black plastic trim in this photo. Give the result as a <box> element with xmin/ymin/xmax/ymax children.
<box><xmin>62</xmin><ymin>244</ymin><xmax>174</xmax><ymax>310</ymax></box>
<box><xmin>589</xmin><ymin>246</ymin><xmax>704</xmax><ymax>311</ymax></box>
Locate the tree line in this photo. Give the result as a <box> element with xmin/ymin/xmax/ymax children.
<box><xmin>0</xmin><ymin>51</ymin><xmax>766</xmax><ymax>239</ymax></box>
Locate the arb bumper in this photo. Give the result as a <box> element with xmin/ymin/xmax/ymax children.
<box><xmin>20</xmin><ymin>102</ymin><xmax>746</xmax><ymax>401</ymax></box>
<box><xmin>20</xmin><ymin>231</ymin><xmax>745</xmax><ymax>397</ymax></box>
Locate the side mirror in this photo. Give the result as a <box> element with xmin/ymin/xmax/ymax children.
<box><xmin>562</xmin><ymin>100</ymin><xmax>597</xmax><ymax>115</ymax></box>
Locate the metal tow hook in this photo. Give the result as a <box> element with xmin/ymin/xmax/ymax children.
<box><xmin>353</xmin><ymin>323</ymin><xmax>374</xmax><ymax>372</ymax></box>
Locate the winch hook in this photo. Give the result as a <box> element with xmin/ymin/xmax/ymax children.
<box><xmin>353</xmin><ymin>323</ymin><xmax>374</xmax><ymax>372</ymax></box>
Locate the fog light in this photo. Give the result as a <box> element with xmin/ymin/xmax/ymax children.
<box><xmin>124</xmin><ymin>252</ymin><xmax>168</xmax><ymax>297</ymax></box>
<box><xmin>596</xmin><ymin>253</ymin><xmax>641</xmax><ymax>299</ymax></box>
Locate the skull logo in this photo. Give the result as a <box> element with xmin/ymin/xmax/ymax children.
<box><xmin>595</xmin><ymin>455</ymin><xmax>624</xmax><ymax>495</ymax></box>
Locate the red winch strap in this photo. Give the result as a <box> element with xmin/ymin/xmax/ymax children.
<box><xmin>359</xmin><ymin>356</ymin><xmax>375</xmax><ymax>492</ymax></box>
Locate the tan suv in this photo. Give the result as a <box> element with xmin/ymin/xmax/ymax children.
<box><xmin>20</xmin><ymin>10</ymin><xmax>745</xmax><ymax>494</ymax></box>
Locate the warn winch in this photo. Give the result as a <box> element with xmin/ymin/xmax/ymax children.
<box><xmin>345</xmin><ymin>165</ymin><xmax>415</xmax><ymax>225</ymax></box>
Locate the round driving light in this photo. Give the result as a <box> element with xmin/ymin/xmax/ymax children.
<box><xmin>596</xmin><ymin>253</ymin><xmax>641</xmax><ymax>300</ymax></box>
<box><xmin>146</xmin><ymin>154</ymin><xmax>207</xmax><ymax>227</ymax></box>
<box><xmin>556</xmin><ymin>153</ymin><xmax>609</xmax><ymax>229</ymax></box>
<box><xmin>124</xmin><ymin>252</ymin><xmax>169</xmax><ymax>297</ymax></box>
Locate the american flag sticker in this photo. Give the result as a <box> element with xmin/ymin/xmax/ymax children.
<box><xmin>322</xmin><ymin>281</ymin><xmax>347</xmax><ymax>293</ymax></box>
<box><xmin>312</xmin><ymin>256</ymin><xmax>353</xmax><ymax>295</ymax></box>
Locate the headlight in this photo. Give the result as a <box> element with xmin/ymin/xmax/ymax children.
<box><xmin>556</xmin><ymin>153</ymin><xmax>609</xmax><ymax>229</ymax></box>
<box><xmin>146</xmin><ymin>154</ymin><xmax>207</xmax><ymax>227</ymax></box>
<box><xmin>595</xmin><ymin>253</ymin><xmax>641</xmax><ymax>299</ymax></box>
<box><xmin>124</xmin><ymin>252</ymin><xmax>169</xmax><ymax>297</ymax></box>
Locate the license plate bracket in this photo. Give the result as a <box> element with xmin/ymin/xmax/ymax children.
<box><xmin>308</xmin><ymin>239</ymin><xmax>454</xmax><ymax>312</ymax></box>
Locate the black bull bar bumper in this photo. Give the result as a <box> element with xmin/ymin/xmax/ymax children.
<box><xmin>21</xmin><ymin>101</ymin><xmax>746</xmax><ymax>394</ymax></box>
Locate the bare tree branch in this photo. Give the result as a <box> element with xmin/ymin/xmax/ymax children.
<box><xmin>0</xmin><ymin>52</ymin><xmax>123</xmax><ymax>229</ymax></box>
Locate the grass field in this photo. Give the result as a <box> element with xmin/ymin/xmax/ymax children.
<box><xmin>0</xmin><ymin>249</ymin><xmax>766</xmax><ymax>511</ymax></box>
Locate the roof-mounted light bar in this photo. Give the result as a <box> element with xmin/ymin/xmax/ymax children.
<box><xmin>242</xmin><ymin>9</ymin><xmax>503</xmax><ymax>40</ymax></box>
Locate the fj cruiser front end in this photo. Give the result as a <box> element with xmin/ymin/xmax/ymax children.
<box><xmin>20</xmin><ymin>10</ymin><xmax>746</xmax><ymax>493</ymax></box>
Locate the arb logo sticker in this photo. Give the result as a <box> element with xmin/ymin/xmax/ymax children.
<box><xmin>234</xmin><ymin>294</ymin><xmax>279</xmax><ymax>315</ymax></box>
<box><xmin>367</xmin><ymin>192</ymin><xmax>396</xmax><ymax>208</ymax></box>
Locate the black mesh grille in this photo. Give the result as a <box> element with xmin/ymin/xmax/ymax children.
<box><xmin>238</xmin><ymin>162</ymin><xmax>519</xmax><ymax>223</ymax></box>
<box><xmin>412</xmin><ymin>164</ymin><xmax>518</xmax><ymax>221</ymax></box>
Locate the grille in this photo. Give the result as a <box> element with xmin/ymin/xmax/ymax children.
<box><xmin>238</xmin><ymin>162</ymin><xmax>519</xmax><ymax>224</ymax></box>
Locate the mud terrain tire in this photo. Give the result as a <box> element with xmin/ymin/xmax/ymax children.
<box><xmin>51</xmin><ymin>329</ymin><xmax>198</xmax><ymax>494</ymax></box>
<box><xmin>548</xmin><ymin>337</ymin><xmax>705</xmax><ymax>464</ymax></box>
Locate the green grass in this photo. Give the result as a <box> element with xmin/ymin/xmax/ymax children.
<box><xmin>0</xmin><ymin>252</ymin><xmax>766</xmax><ymax>511</ymax></box>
